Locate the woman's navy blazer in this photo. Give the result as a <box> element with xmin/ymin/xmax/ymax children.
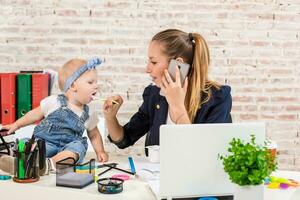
<box><xmin>108</xmin><ymin>84</ymin><xmax>232</xmax><ymax>149</ymax></box>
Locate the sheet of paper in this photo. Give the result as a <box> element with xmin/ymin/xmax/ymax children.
<box><xmin>133</xmin><ymin>156</ymin><xmax>160</xmax><ymax>172</ymax></box>
<box><xmin>147</xmin><ymin>179</ymin><xmax>160</xmax><ymax>199</ymax></box>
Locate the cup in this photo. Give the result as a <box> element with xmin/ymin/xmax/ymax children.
<box><xmin>146</xmin><ymin>145</ymin><xmax>160</xmax><ymax>163</ymax></box>
<box><xmin>267</xmin><ymin>140</ymin><xmax>277</xmax><ymax>159</ymax></box>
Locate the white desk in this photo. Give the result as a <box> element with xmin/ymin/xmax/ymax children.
<box><xmin>265</xmin><ymin>170</ymin><xmax>300</xmax><ymax>200</ymax></box>
<box><xmin>0</xmin><ymin>154</ymin><xmax>157</xmax><ymax>200</ymax></box>
<box><xmin>1</xmin><ymin>154</ymin><xmax>300</xmax><ymax>200</ymax></box>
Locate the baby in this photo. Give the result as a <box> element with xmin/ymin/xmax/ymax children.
<box><xmin>0</xmin><ymin>58</ymin><xmax>108</xmax><ymax>174</ymax></box>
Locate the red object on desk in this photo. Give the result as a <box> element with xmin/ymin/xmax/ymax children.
<box><xmin>0</xmin><ymin>73</ymin><xmax>17</xmax><ymax>125</ymax></box>
<box><xmin>31</xmin><ymin>73</ymin><xmax>49</xmax><ymax>124</ymax></box>
<box><xmin>31</xmin><ymin>73</ymin><xmax>49</xmax><ymax>109</ymax></box>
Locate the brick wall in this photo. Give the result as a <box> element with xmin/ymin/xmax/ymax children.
<box><xmin>0</xmin><ymin>0</ymin><xmax>299</xmax><ymax>170</ymax></box>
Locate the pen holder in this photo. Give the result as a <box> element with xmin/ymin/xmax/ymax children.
<box><xmin>97</xmin><ymin>177</ymin><xmax>124</xmax><ymax>194</ymax></box>
<box><xmin>13</xmin><ymin>148</ymin><xmax>40</xmax><ymax>183</ymax></box>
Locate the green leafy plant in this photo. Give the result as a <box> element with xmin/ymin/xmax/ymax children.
<box><xmin>219</xmin><ymin>135</ymin><xmax>277</xmax><ymax>186</ymax></box>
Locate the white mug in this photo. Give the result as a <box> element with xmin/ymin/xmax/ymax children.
<box><xmin>146</xmin><ymin>145</ymin><xmax>160</xmax><ymax>163</ymax></box>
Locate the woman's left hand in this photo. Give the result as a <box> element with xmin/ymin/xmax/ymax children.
<box><xmin>161</xmin><ymin>66</ymin><xmax>188</xmax><ymax>121</ymax></box>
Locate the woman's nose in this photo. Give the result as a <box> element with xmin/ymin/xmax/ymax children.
<box><xmin>146</xmin><ymin>64</ymin><xmax>152</xmax><ymax>73</ymax></box>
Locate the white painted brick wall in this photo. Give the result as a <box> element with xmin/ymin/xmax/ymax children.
<box><xmin>0</xmin><ymin>0</ymin><xmax>299</xmax><ymax>170</ymax></box>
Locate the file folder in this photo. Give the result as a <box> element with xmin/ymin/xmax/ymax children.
<box><xmin>1</xmin><ymin>73</ymin><xmax>17</xmax><ymax>125</ymax></box>
<box><xmin>32</xmin><ymin>73</ymin><xmax>49</xmax><ymax>109</ymax></box>
<box><xmin>17</xmin><ymin>74</ymin><xmax>32</xmax><ymax>119</ymax></box>
<box><xmin>20</xmin><ymin>70</ymin><xmax>53</xmax><ymax>95</ymax></box>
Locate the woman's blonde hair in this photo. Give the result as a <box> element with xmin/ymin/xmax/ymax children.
<box><xmin>152</xmin><ymin>29</ymin><xmax>220</xmax><ymax>122</ymax></box>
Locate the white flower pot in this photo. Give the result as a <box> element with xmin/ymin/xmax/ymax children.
<box><xmin>234</xmin><ymin>184</ymin><xmax>264</xmax><ymax>200</ymax></box>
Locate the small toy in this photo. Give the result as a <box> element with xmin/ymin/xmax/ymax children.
<box><xmin>265</xmin><ymin>176</ymin><xmax>300</xmax><ymax>189</ymax></box>
<box><xmin>112</xmin><ymin>174</ymin><xmax>130</xmax><ymax>181</ymax></box>
<box><xmin>0</xmin><ymin>175</ymin><xmax>12</xmax><ymax>180</ymax></box>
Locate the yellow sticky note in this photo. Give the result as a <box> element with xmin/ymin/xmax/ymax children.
<box><xmin>277</xmin><ymin>178</ymin><xmax>289</xmax><ymax>184</ymax></box>
<box><xmin>268</xmin><ymin>182</ymin><xmax>280</xmax><ymax>189</ymax></box>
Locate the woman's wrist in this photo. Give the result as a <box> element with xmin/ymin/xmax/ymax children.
<box><xmin>175</xmin><ymin>112</ymin><xmax>186</xmax><ymax>123</ymax></box>
<box><xmin>106</xmin><ymin>117</ymin><xmax>125</xmax><ymax>143</ymax></box>
<box><xmin>169</xmin><ymin>105</ymin><xmax>186</xmax><ymax>119</ymax></box>
<box><xmin>105</xmin><ymin>115</ymin><xmax>117</xmax><ymax>123</ymax></box>
<box><xmin>169</xmin><ymin>105</ymin><xmax>191</xmax><ymax>124</ymax></box>
<box><xmin>175</xmin><ymin>112</ymin><xmax>190</xmax><ymax>124</ymax></box>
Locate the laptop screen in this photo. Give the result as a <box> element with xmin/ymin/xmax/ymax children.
<box><xmin>159</xmin><ymin>123</ymin><xmax>265</xmax><ymax>199</ymax></box>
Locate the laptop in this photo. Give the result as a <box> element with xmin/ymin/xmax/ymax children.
<box><xmin>159</xmin><ymin>123</ymin><xmax>265</xmax><ymax>199</ymax></box>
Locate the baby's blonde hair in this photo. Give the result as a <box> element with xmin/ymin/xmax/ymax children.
<box><xmin>58</xmin><ymin>58</ymin><xmax>87</xmax><ymax>91</ymax></box>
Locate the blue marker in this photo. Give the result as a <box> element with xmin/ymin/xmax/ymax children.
<box><xmin>128</xmin><ymin>157</ymin><xmax>136</xmax><ymax>174</ymax></box>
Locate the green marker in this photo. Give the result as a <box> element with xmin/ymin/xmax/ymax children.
<box><xmin>18</xmin><ymin>140</ymin><xmax>25</xmax><ymax>179</ymax></box>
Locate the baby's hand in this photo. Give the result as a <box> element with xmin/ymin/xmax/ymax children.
<box><xmin>1</xmin><ymin>123</ymin><xmax>19</xmax><ymax>135</ymax></box>
<box><xmin>97</xmin><ymin>151</ymin><xmax>109</xmax><ymax>163</ymax></box>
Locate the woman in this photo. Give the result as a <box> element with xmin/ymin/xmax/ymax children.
<box><xmin>103</xmin><ymin>29</ymin><xmax>232</xmax><ymax>150</ymax></box>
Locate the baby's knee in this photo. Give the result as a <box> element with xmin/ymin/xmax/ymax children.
<box><xmin>63</xmin><ymin>150</ymin><xmax>79</xmax><ymax>161</ymax></box>
<box><xmin>63</xmin><ymin>141</ymin><xmax>87</xmax><ymax>164</ymax></box>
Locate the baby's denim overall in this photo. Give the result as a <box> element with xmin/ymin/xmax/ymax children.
<box><xmin>33</xmin><ymin>94</ymin><xmax>89</xmax><ymax>163</ymax></box>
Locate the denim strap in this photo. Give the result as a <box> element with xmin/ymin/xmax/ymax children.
<box><xmin>57</xmin><ymin>94</ymin><xmax>89</xmax><ymax>122</ymax></box>
<box><xmin>80</xmin><ymin>105</ymin><xmax>89</xmax><ymax>122</ymax></box>
<box><xmin>57</xmin><ymin>94</ymin><xmax>68</xmax><ymax>107</ymax></box>
<box><xmin>63</xmin><ymin>58</ymin><xmax>102</xmax><ymax>92</ymax></box>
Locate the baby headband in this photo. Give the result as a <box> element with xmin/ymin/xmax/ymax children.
<box><xmin>63</xmin><ymin>57</ymin><xmax>102</xmax><ymax>92</ymax></box>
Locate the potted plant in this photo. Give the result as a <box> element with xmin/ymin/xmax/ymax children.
<box><xmin>219</xmin><ymin>135</ymin><xmax>277</xmax><ymax>200</ymax></box>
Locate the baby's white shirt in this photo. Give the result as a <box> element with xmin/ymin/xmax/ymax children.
<box><xmin>40</xmin><ymin>95</ymin><xmax>99</xmax><ymax>131</ymax></box>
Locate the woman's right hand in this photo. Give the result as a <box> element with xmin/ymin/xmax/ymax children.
<box><xmin>103</xmin><ymin>95</ymin><xmax>123</xmax><ymax>120</ymax></box>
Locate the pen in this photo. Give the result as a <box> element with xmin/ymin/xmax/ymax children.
<box><xmin>101</xmin><ymin>99</ymin><xmax>119</xmax><ymax>105</ymax></box>
<box><xmin>25</xmin><ymin>142</ymin><xmax>38</xmax><ymax>177</ymax></box>
<box><xmin>28</xmin><ymin>134</ymin><xmax>35</xmax><ymax>148</ymax></box>
<box><xmin>128</xmin><ymin>157</ymin><xmax>136</xmax><ymax>174</ymax></box>
<box><xmin>100</xmin><ymin>163</ymin><xmax>135</xmax><ymax>175</ymax></box>
<box><xmin>14</xmin><ymin>139</ymin><xmax>19</xmax><ymax>154</ymax></box>
<box><xmin>18</xmin><ymin>140</ymin><xmax>26</xmax><ymax>179</ymax></box>
<box><xmin>97</xmin><ymin>163</ymin><xmax>118</xmax><ymax>176</ymax></box>
<box><xmin>92</xmin><ymin>97</ymin><xmax>119</xmax><ymax>105</ymax></box>
<box><xmin>25</xmin><ymin>141</ymin><xmax>30</xmax><ymax>153</ymax></box>
<box><xmin>76</xmin><ymin>163</ymin><xmax>109</xmax><ymax>171</ymax></box>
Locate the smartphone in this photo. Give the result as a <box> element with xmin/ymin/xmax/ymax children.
<box><xmin>168</xmin><ymin>59</ymin><xmax>190</xmax><ymax>86</ymax></box>
<box><xmin>159</xmin><ymin>59</ymin><xmax>190</xmax><ymax>96</ymax></box>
